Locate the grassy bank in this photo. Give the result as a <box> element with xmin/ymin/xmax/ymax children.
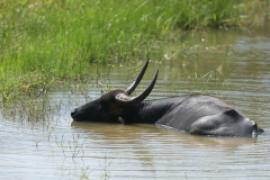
<box><xmin>0</xmin><ymin>0</ymin><xmax>269</xmax><ymax>101</ymax></box>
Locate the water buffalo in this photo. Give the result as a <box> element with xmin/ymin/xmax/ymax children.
<box><xmin>71</xmin><ymin>61</ymin><xmax>264</xmax><ymax>137</ymax></box>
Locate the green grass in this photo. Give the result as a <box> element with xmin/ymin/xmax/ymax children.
<box><xmin>0</xmin><ymin>0</ymin><xmax>269</xmax><ymax>100</ymax></box>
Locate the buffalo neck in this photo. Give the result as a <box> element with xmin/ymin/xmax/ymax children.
<box><xmin>121</xmin><ymin>97</ymin><xmax>185</xmax><ymax>124</ymax></box>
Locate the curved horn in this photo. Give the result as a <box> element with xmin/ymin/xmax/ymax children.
<box><xmin>116</xmin><ymin>70</ymin><xmax>159</xmax><ymax>105</ymax></box>
<box><xmin>125</xmin><ymin>60</ymin><xmax>149</xmax><ymax>95</ymax></box>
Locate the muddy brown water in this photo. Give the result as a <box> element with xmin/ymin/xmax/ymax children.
<box><xmin>1</xmin><ymin>30</ymin><xmax>270</xmax><ymax>179</ymax></box>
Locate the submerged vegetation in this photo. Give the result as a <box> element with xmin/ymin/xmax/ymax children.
<box><xmin>0</xmin><ymin>0</ymin><xmax>269</xmax><ymax>100</ymax></box>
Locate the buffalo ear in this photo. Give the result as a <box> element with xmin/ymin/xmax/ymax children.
<box><xmin>223</xmin><ymin>109</ymin><xmax>241</xmax><ymax>119</ymax></box>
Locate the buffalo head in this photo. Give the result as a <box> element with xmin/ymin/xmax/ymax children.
<box><xmin>71</xmin><ymin>61</ymin><xmax>158</xmax><ymax>122</ymax></box>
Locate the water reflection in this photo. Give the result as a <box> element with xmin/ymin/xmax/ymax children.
<box><xmin>1</xmin><ymin>30</ymin><xmax>270</xmax><ymax>179</ymax></box>
<box><xmin>71</xmin><ymin>121</ymin><xmax>257</xmax><ymax>148</ymax></box>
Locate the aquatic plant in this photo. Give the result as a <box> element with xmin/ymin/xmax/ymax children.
<box><xmin>0</xmin><ymin>0</ymin><xmax>268</xmax><ymax>99</ymax></box>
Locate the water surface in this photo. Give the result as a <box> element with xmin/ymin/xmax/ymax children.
<box><xmin>1</xmin><ymin>30</ymin><xmax>270</xmax><ymax>180</ymax></box>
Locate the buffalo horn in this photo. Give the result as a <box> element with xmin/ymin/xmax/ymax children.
<box><xmin>125</xmin><ymin>60</ymin><xmax>149</xmax><ymax>95</ymax></box>
<box><xmin>116</xmin><ymin>70</ymin><xmax>159</xmax><ymax>105</ymax></box>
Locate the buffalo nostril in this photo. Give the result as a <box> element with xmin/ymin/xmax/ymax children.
<box><xmin>71</xmin><ymin>110</ymin><xmax>77</xmax><ymax>118</ymax></box>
